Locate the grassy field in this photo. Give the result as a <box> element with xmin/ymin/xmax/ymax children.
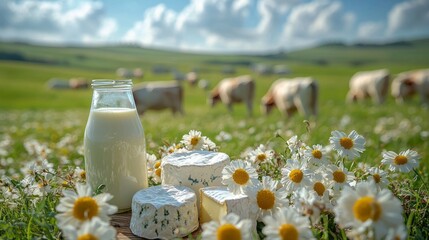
<box><xmin>0</xmin><ymin>40</ymin><xmax>428</xmax><ymax>239</ymax></box>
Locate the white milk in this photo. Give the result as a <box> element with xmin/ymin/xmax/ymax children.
<box><xmin>84</xmin><ymin>107</ymin><xmax>147</xmax><ymax>212</ymax></box>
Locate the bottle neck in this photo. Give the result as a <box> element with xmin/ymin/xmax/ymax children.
<box><xmin>90</xmin><ymin>80</ymin><xmax>136</xmax><ymax>110</ymax></box>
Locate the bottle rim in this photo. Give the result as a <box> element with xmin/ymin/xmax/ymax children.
<box><xmin>91</xmin><ymin>79</ymin><xmax>133</xmax><ymax>89</ymax></box>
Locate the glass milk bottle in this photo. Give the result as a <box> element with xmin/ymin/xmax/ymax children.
<box><xmin>84</xmin><ymin>79</ymin><xmax>147</xmax><ymax>212</ymax></box>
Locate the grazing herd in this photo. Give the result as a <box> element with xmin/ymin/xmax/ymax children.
<box><xmin>131</xmin><ymin>68</ymin><xmax>428</xmax><ymax>117</ymax></box>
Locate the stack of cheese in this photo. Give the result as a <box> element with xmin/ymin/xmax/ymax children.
<box><xmin>130</xmin><ymin>150</ymin><xmax>251</xmax><ymax>239</ymax></box>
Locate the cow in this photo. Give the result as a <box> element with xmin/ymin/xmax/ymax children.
<box><xmin>208</xmin><ymin>75</ymin><xmax>255</xmax><ymax>117</ymax></box>
<box><xmin>116</xmin><ymin>68</ymin><xmax>144</xmax><ymax>79</ymax></box>
<box><xmin>261</xmin><ymin>77</ymin><xmax>318</xmax><ymax>118</ymax></box>
<box><xmin>346</xmin><ymin>69</ymin><xmax>390</xmax><ymax>105</ymax></box>
<box><xmin>133</xmin><ymin>81</ymin><xmax>184</xmax><ymax>115</ymax></box>
<box><xmin>391</xmin><ymin>69</ymin><xmax>429</xmax><ymax>105</ymax></box>
<box><xmin>186</xmin><ymin>72</ymin><xmax>199</xmax><ymax>87</ymax></box>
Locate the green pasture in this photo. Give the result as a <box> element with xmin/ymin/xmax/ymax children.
<box><xmin>0</xmin><ymin>40</ymin><xmax>429</xmax><ymax>238</ymax></box>
<box><xmin>0</xmin><ymin>40</ymin><xmax>428</xmax><ymax>160</ymax></box>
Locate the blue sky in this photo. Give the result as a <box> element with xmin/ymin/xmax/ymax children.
<box><xmin>1</xmin><ymin>0</ymin><xmax>428</xmax><ymax>53</ymax></box>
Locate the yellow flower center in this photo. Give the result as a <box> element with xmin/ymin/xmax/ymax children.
<box><xmin>333</xmin><ymin>170</ymin><xmax>346</xmax><ymax>183</ymax></box>
<box><xmin>256</xmin><ymin>189</ymin><xmax>275</xmax><ymax>210</ymax></box>
<box><xmin>353</xmin><ymin>196</ymin><xmax>382</xmax><ymax>222</ymax></box>
<box><xmin>394</xmin><ymin>155</ymin><xmax>408</xmax><ymax>165</ymax></box>
<box><xmin>232</xmin><ymin>168</ymin><xmax>250</xmax><ymax>185</ymax></box>
<box><xmin>77</xmin><ymin>234</ymin><xmax>98</xmax><ymax>240</ymax></box>
<box><xmin>80</xmin><ymin>171</ymin><xmax>86</xmax><ymax>180</ymax></box>
<box><xmin>278</xmin><ymin>223</ymin><xmax>299</xmax><ymax>240</ymax></box>
<box><xmin>312</xmin><ymin>150</ymin><xmax>322</xmax><ymax>159</ymax></box>
<box><xmin>62</xmin><ymin>181</ymin><xmax>69</xmax><ymax>187</ymax></box>
<box><xmin>190</xmin><ymin>136</ymin><xmax>200</xmax><ymax>146</ymax></box>
<box><xmin>372</xmin><ymin>174</ymin><xmax>381</xmax><ymax>183</ymax></box>
<box><xmin>339</xmin><ymin>137</ymin><xmax>354</xmax><ymax>150</ymax></box>
<box><xmin>73</xmin><ymin>196</ymin><xmax>99</xmax><ymax>221</ymax></box>
<box><xmin>154</xmin><ymin>161</ymin><xmax>161</xmax><ymax>169</ymax></box>
<box><xmin>257</xmin><ymin>154</ymin><xmax>267</xmax><ymax>162</ymax></box>
<box><xmin>289</xmin><ymin>169</ymin><xmax>303</xmax><ymax>183</ymax></box>
<box><xmin>313</xmin><ymin>182</ymin><xmax>326</xmax><ymax>196</ymax></box>
<box><xmin>155</xmin><ymin>168</ymin><xmax>162</xmax><ymax>177</ymax></box>
<box><xmin>216</xmin><ymin>223</ymin><xmax>242</xmax><ymax>240</ymax></box>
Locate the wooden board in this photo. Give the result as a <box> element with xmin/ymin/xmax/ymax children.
<box><xmin>111</xmin><ymin>211</ymin><xmax>140</xmax><ymax>240</ymax></box>
<box><xmin>111</xmin><ymin>211</ymin><xmax>202</xmax><ymax>239</ymax></box>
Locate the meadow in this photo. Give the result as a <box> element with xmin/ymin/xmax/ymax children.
<box><xmin>0</xmin><ymin>40</ymin><xmax>428</xmax><ymax>239</ymax></box>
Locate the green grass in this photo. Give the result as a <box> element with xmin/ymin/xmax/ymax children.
<box><xmin>0</xmin><ymin>40</ymin><xmax>429</xmax><ymax>239</ymax></box>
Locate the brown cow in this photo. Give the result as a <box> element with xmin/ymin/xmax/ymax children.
<box><xmin>261</xmin><ymin>77</ymin><xmax>318</xmax><ymax>118</ymax></box>
<box><xmin>346</xmin><ymin>69</ymin><xmax>390</xmax><ymax>104</ymax></box>
<box><xmin>209</xmin><ymin>75</ymin><xmax>255</xmax><ymax>117</ymax></box>
<box><xmin>391</xmin><ymin>69</ymin><xmax>429</xmax><ymax>105</ymax></box>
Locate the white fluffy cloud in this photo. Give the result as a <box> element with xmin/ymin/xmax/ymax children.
<box><xmin>124</xmin><ymin>0</ymin><xmax>260</xmax><ymax>52</ymax></box>
<box><xmin>124</xmin><ymin>4</ymin><xmax>178</xmax><ymax>48</ymax></box>
<box><xmin>357</xmin><ymin>22</ymin><xmax>385</xmax><ymax>41</ymax></box>
<box><xmin>124</xmin><ymin>0</ymin><xmax>358</xmax><ymax>52</ymax></box>
<box><xmin>282</xmin><ymin>0</ymin><xmax>355</xmax><ymax>48</ymax></box>
<box><xmin>0</xmin><ymin>0</ymin><xmax>117</xmax><ymax>44</ymax></box>
<box><xmin>387</xmin><ymin>0</ymin><xmax>429</xmax><ymax>37</ymax></box>
<box><xmin>2</xmin><ymin>0</ymin><xmax>428</xmax><ymax>52</ymax></box>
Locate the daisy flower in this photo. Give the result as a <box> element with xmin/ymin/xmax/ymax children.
<box><xmin>245</xmin><ymin>176</ymin><xmax>289</xmax><ymax>221</ymax></box>
<box><xmin>56</xmin><ymin>183</ymin><xmax>118</xmax><ymax>229</ymax></box>
<box><xmin>262</xmin><ymin>207</ymin><xmax>315</xmax><ymax>240</ymax></box>
<box><xmin>281</xmin><ymin>159</ymin><xmax>312</xmax><ymax>192</ymax></box>
<box><xmin>246</xmin><ymin>144</ymin><xmax>275</xmax><ymax>166</ymax></box>
<box><xmin>286</xmin><ymin>135</ymin><xmax>307</xmax><ymax>159</ymax></box>
<box><xmin>292</xmin><ymin>188</ymin><xmax>322</xmax><ymax>225</ymax></box>
<box><xmin>367</xmin><ymin>167</ymin><xmax>389</xmax><ymax>189</ymax></box>
<box><xmin>146</xmin><ymin>153</ymin><xmax>161</xmax><ymax>184</ymax></box>
<box><xmin>73</xmin><ymin>167</ymin><xmax>86</xmax><ymax>182</ymax></box>
<box><xmin>334</xmin><ymin>181</ymin><xmax>403</xmax><ymax>240</ymax></box>
<box><xmin>329</xmin><ymin>130</ymin><xmax>365</xmax><ymax>160</ymax></box>
<box><xmin>159</xmin><ymin>143</ymin><xmax>184</xmax><ymax>157</ymax></box>
<box><xmin>222</xmin><ymin>160</ymin><xmax>258</xmax><ymax>195</ymax></box>
<box><xmin>215</xmin><ymin>131</ymin><xmax>232</xmax><ymax>142</ymax></box>
<box><xmin>303</xmin><ymin>144</ymin><xmax>329</xmax><ymax>167</ymax></box>
<box><xmin>325</xmin><ymin>162</ymin><xmax>355</xmax><ymax>193</ymax></box>
<box><xmin>62</xmin><ymin>217</ymin><xmax>117</xmax><ymax>240</ymax></box>
<box><xmin>201</xmin><ymin>213</ymin><xmax>253</xmax><ymax>240</ymax></box>
<box><xmin>381</xmin><ymin>149</ymin><xmax>420</xmax><ymax>173</ymax></box>
<box><xmin>202</xmin><ymin>136</ymin><xmax>218</xmax><ymax>151</ymax></box>
<box><xmin>181</xmin><ymin>130</ymin><xmax>204</xmax><ymax>150</ymax></box>
<box><xmin>385</xmin><ymin>225</ymin><xmax>407</xmax><ymax>240</ymax></box>
<box><xmin>307</xmin><ymin>172</ymin><xmax>332</xmax><ymax>209</ymax></box>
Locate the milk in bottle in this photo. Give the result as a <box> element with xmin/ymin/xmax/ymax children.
<box><xmin>84</xmin><ymin>80</ymin><xmax>147</xmax><ymax>212</ymax></box>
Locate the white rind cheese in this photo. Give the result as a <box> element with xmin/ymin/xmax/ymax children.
<box><xmin>200</xmin><ymin>186</ymin><xmax>251</xmax><ymax>225</ymax></box>
<box><xmin>129</xmin><ymin>185</ymin><xmax>199</xmax><ymax>239</ymax></box>
<box><xmin>161</xmin><ymin>151</ymin><xmax>230</xmax><ymax>210</ymax></box>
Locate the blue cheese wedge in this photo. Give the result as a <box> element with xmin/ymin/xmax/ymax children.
<box><xmin>200</xmin><ymin>186</ymin><xmax>251</xmax><ymax>225</ymax></box>
<box><xmin>129</xmin><ymin>185</ymin><xmax>198</xmax><ymax>240</ymax></box>
<box><xmin>161</xmin><ymin>151</ymin><xmax>230</xmax><ymax>211</ymax></box>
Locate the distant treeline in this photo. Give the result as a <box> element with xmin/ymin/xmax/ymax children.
<box><xmin>0</xmin><ymin>51</ymin><xmax>68</xmax><ymax>65</ymax></box>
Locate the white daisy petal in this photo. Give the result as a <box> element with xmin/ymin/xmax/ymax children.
<box><xmin>201</xmin><ymin>213</ymin><xmax>253</xmax><ymax>240</ymax></box>
<box><xmin>55</xmin><ymin>183</ymin><xmax>117</xmax><ymax>229</ymax></box>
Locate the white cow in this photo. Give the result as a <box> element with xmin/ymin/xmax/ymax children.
<box><xmin>186</xmin><ymin>72</ymin><xmax>199</xmax><ymax>87</ymax></box>
<box><xmin>209</xmin><ymin>75</ymin><xmax>255</xmax><ymax>116</ymax></box>
<box><xmin>346</xmin><ymin>69</ymin><xmax>390</xmax><ymax>104</ymax></box>
<box><xmin>133</xmin><ymin>81</ymin><xmax>184</xmax><ymax>115</ymax></box>
<box><xmin>261</xmin><ymin>77</ymin><xmax>318</xmax><ymax>118</ymax></box>
<box><xmin>391</xmin><ymin>69</ymin><xmax>429</xmax><ymax>105</ymax></box>
<box><xmin>116</xmin><ymin>68</ymin><xmax>144</xmax><ymax>79</ymax></box>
